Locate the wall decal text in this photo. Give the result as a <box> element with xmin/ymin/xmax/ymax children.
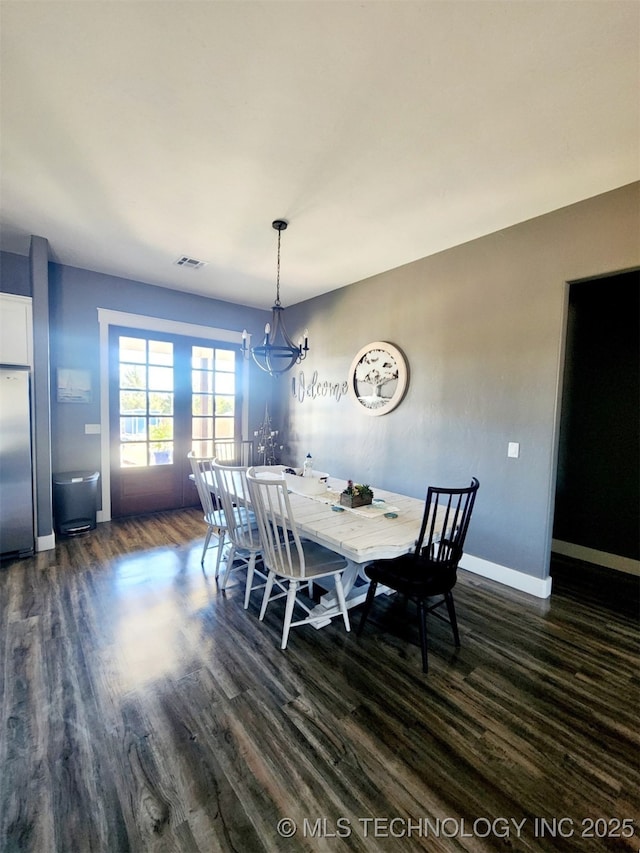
<box><xmin>291</xmin><ymin>370</ymin><xmax>349</xmax><ymax>403</ymax></box>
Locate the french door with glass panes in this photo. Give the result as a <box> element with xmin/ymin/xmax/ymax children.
<box><xmin>109</xmin><ymin>326</ymin><xmax>241</xmax><ymax>517</ymax></box>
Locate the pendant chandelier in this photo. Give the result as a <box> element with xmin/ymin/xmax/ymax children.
<box><xmin>243</xmin><ymin>219</ymin><xmax>309</xmax><ymax>377</ymax></box>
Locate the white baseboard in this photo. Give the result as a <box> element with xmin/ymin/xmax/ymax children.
<box><xmin>460</xmin><ymin>554</ymin><xmax>553</xmax><ymax>599</ymax></box>
<box><xmin>97</xmin><ymin>510</ymin><xmax>109</xmax><ymax>523</ymax></box>
<box><xmin>36</xmin><ymin>532</ymin><xmax>56</xmax><ymax>552</ymax></box>
<box><xmin>552</xmin><ymin>539</ymin><xmax>640</xmax><ymax>576</ymax></box>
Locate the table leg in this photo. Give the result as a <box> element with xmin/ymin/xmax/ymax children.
<box><xmin>308</xmin><ymin>561</ymin><xmax>391</xmax><ymax>629</ymax></box>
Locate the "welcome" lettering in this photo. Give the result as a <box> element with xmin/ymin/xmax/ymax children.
<box><xmin>291</xmin><ymin>370</ymin><xmax>349</xmax><ymax>403</ymax></box>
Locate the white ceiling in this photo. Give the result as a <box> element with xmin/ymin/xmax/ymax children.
<box><xmin>1</xmin><ymin>1</ymin><xmax>638</xmax><ymax>309</ymax></box>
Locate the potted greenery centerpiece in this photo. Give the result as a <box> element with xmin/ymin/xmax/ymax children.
<box><xmin>340</xmin><ymin>480</ymin><xmax>374</xmax><ymax>509</ymax></box>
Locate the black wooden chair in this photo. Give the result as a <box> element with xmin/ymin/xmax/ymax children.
<box><xmin>357</xmin><ymin>478</ymin><xmax>479</xmax><ymax>673</ymax></box>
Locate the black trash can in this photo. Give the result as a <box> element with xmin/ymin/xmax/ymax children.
<box><xmin>53</xmin><ymin>470</ymin><xmax>100</xmax><ymax>536</ymax></box>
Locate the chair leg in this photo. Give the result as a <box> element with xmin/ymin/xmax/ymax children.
<box><xmin>214</xmin><ymin>530</ymin><xmax>226</xmax><ymax>579</ymax></box>
<box><xmin>244</xmin><ymin>553</ymin><xmax>256</xmax><ymax>609</ymax></box>
<box><xmin>259</xmin><ymin>571</ymin><xmax>276</xmax><ymax>621</ymax></box>
<box><xmin>201</xmin><ymin>527</ymin><xmax>213</xmax><ymax>566</ymax></box>
<box><xmin>220</xmin><ymin>544</ymin><xmax>236</xmax><ymax>590</ymax></box>
<box><xmin>281</xmin><ymin>580</ymin><xmax>298</xmax><ymax>650</ymax></box>
<box><xmin>417</xmin><ymin>598</ymin><xmax>429</xmax><ymax>673</ymax></box>
<box><xmin>334</xmin><ymin>574</ymin><xmax>351</xmax><ymax>633</ymax></box>
<box><xmin>445</xmin><ymin>591</ymin><xmax>460</xmax><ymax>647</ymax></box>
<box><xmin>357</xmin><ymin>580</ymin><xmax>378</xmax><ymax>636</ymax></box>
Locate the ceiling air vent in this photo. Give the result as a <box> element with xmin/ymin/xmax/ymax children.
<box><xmin>174</xmin><ymin>256</ymin><xmax>207</xmax><ymax>270</ymax></box>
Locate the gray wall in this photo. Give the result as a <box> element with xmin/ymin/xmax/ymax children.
<box><xmin>0</xmin><ymin>251</ymin><xmax>31</xmax><ymax>296</ymax></box>
<box><xmin>47</xmin><ymin>263</ymin><xmax>273</xmax><ymax>477</ymax></box>
<box><xmin>279</xmin><ymin>183</ymin><xmax>640</xmax><ymax>581</ymax></box>
<box><xmin>0</xmin><ymin>254</ymin><xmax>273</xmax><ymax>519</ymax></box>
<box><xmin>1</xmin><ymin>182</ymin><xmax>637</xmax><ymax>573</ymax></box>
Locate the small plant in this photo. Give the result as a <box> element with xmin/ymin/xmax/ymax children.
<box><xmin>342</xmin><ymin>480</ymin><xmax>373</xmax><ymax>500</ymax></box>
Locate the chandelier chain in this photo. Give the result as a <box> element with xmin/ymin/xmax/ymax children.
<box><xmin>275</xmin><ymin>228</ymin><xmax>282</xmax><ymax>306</ymax></box>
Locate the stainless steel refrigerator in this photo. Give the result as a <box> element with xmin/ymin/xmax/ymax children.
<box><xmin>0</xmin><ymin>366</ymin><xmax>34</xmax><ymax>557</ymax></box>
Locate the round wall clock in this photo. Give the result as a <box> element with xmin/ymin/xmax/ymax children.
<box><xmin>348</xmin><ymin>341</ymin><xmax>408</xmax><ymax>416</ymax></box>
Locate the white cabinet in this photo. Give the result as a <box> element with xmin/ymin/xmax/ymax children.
<box><xmin>0</xmin><ymin>293</ymin><xmax>33</xmax><ymax>366</ymax></box>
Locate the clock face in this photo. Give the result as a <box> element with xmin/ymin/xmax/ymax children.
<box><xmin>348</xmin><ymin>342</ymin><xmax>408</xmax><ymax>416</ymax></box>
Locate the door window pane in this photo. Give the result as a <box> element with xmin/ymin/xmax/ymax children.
<box><xmin>215</xmin><ymin>348</ymin><xmax>235</xmax><ymax>371</ymax></box>
<box><xmin>214</xmin><ymin>418</ymin><xmax>235</xmax><ymax>439</ymax></box>
<box><xmin>192</xmin><ymin>417</ymin><xmax>214</xmax><ymax>440</ymax></box>
<box><xmin>120</xmin><ymin>364</ymin><xmax>146</xmax><ymax>389</ymax></box>
<box><xmin>192</xmin><ymin>394</ymin><xmax>214</xmax><ymax>416</ymax></box>
<box><xmin>192</xmin><ymin>371</ymin><xmax>214</xmax><ymax>393</ymax></box>
<box><xmin>149</xmin><ymin>443</ymin><xmax>173</xmax><ymax>466</ymax></box>
<box><xmin>215</xmin><ymin>396</ymin><xmax>235</xmax><ymax>416</ymax></box>
<box><xmin>120</xmin><ymin>416</ymin><xmax>147</xmax><ymax>442</ymax></box>
<box><xmin>120</xmin><ymin>337</ymin><xmax>146</xmax><ymax>364</ymax></box>
<box><xmin>215</xmin><ymin>372</ymin><xmax>235</xmax><ymax>395</ymax></box>
<box><xmin>149</xmin><ymin>392</ymin><xmax>173</xmax><ymax>416</ymax></box>
<box><xmin>121</xmin><ymin>443</ymin><xmax>147</xmax><ymax>467</ymax></box>
<box><xmin>148</xmin><ymin>365</ymin><xmax>173</xmax><ymax>391</ymax></box>
<box><xmin>149</xmin><ymin>340</ymin><xmax>173</xmax><ymax>366</ymax></box>
<box><xmin>149</xmin><ymin>417</ymin><xmax>173</xmax><ymax>442</ymax></box>
<box><xmin>192</xmin><ymin>345</ymin><xmax>214</xmax><ymax>370</ymax></box>
<box><xmin>192</xmin><ymin>439</ymin><xmax>213</xmax><ymax>458</ymax></box>
<box><xmin>120</xmin><ymin>390</ymin><xmax>147</xmax><ymax>415</ymax></box>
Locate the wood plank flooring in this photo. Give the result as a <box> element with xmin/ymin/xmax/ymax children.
<box><xmin>0</xmin><ymin>510</ymin><xmax>638</xmax><ymax>852</ymax></box>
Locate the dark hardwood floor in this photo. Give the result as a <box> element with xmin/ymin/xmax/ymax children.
<box><xmin>1</xmin><ymin>510</ymin><xmax>638</xmax><ymax>852</ymax></box>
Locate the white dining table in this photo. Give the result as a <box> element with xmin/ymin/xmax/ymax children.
<box><xmin>206</xmin><ymin>467</ymin><xmax>439</xmax><ymax>629</ymax></box>
<box><xmin>282</xmin><ymin>475</ymin><xmax>434</xmax><ymax>627</ymax></box>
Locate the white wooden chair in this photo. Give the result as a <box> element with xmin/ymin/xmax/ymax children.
<box><xmin>213</xmin><ymin>439</ymin><xmax>254</xmax><ymax>467</ymax></box>
<box><xmin>246</xmin><ymin>467</ymin><xmax>351</xmax><ymax>649</ymax></box>
<box><xmin>188</xmin><ymin>452</ymin><xmax>228</xmax><ymax>577</ymax></box>
<box><xmin>212</xmin><ymin>459</ymin><xmax>268</xmax><ymax>609</ymax></box>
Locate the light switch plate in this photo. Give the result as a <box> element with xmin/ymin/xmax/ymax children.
<box><xmin>507</xmin><ymin>441</ymin><xmax>520</xmax><ymax>458</ymax></box>
<box><xmin>85</xmin><ymin>423</ymin><xmax>101</xmax><ymax>434</ymax></box>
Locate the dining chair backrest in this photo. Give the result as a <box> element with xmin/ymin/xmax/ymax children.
<box><xmin>214</xmin><ymin>439</ymin><xmax>254</xmax><ymax>468</ymax></box>
<box><xmin>246</xmin><ymin>467</ymin><xmax>307</xmax><ymax>580</ymax></box>
<box><xmin>188</xmin><ymin>452</ymin><xmax>219</xmax><ymax>518</ymax></box>
<box><xmin>359</xmin><ymin>477</ymin><xmax>479</xmax><ymax>673</ymax></box>
<box><xmin>414</xmin><ymin>477</ymin><xmax>480</xmax><ymax>569</ymax></box>
<box><xmin>212</xmin><ymin>459</ymin><xmax>259</xmax><ymax>553</ymax></box>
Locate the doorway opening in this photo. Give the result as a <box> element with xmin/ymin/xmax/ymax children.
<box><xmin>552</xmin><ymin>269</ymin><xmax>639</xmax><ymax>580</ymax></box>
